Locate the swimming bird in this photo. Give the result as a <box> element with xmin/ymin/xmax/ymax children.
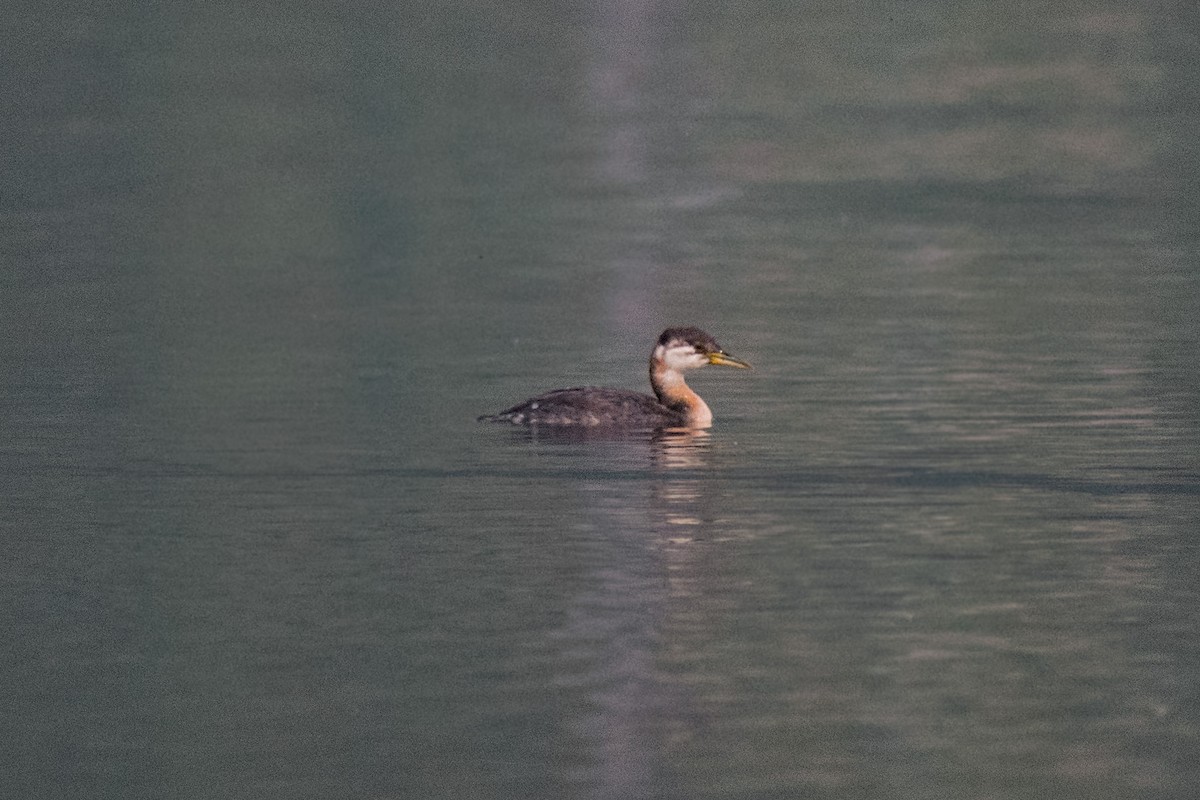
<box><xmin>479</xmin><ymin>327</ymin><xmax>751</xmax><ymax>429</ymax></box>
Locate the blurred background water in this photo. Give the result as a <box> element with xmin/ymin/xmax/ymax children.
<box><xmin>3</xmin><ymin>2</ymin><xmax>1198</xmax><ymax>799</ymax></box>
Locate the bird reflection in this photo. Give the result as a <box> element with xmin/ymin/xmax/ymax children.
<box><xmin>513</xmin><ymin>423</ymin><xmax>733</xmax><ymax>798</ymax></box>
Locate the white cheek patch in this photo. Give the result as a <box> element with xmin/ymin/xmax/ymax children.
<box><xmin>662</xmin><ymin>344</ymin><xmax>706</xmax><ymax>370</ymax></box>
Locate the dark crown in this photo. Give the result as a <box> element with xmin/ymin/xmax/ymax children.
<box><xmin>657</xmin><ymin>327</ymin><xmax>722</xmax><ymax>353</ymax></box>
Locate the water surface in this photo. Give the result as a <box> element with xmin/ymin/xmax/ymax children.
<box><xmin>4</xmin><ymin>2</ymin><xmax>1198</xmax><ymax>799</ymax></box>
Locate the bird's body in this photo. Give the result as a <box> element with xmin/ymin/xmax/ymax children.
<box><xmin>479</xmin><ymin>327</ymin><xmax>751</xmax><ymax>429</ymax></box>
<box><xmin>482</xmin><ymin>386</ymin><xmax>688</xmax><ymax>427</ymax></box>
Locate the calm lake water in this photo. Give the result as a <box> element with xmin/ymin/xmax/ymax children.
<box><xmin>5</xmin><ymin>2</ymin><xmax>1199</xmax><ymax>799</ymax></box>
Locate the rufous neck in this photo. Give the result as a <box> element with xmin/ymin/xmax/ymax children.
<box><xmin>650</xmin><ymin>360</ymin><xmax>712</xmax><ymax>427</ymax></box>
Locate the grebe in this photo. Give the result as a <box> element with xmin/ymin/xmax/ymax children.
<box><xmin>479</xmin><ymin>327</ymin><xmax>751</xmax><ymax>429</ymax></box>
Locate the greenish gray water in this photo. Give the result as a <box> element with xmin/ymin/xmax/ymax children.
<box><xmin>4</xmin><ymin>2</ymin><xmax>1198</xmax><ymax>799</ymax></box>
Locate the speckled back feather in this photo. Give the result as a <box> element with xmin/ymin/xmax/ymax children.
<box><xmin>478</xmin><ymin>386</ymin><xmax>685</xmax><ymax>428</ymax></box>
